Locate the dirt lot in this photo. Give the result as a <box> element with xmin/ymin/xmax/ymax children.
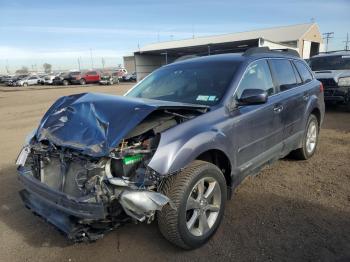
<box><xmin>0</xmin><ymin>84</ymin><xmax>349</xmax><ymax>262</ymax></box>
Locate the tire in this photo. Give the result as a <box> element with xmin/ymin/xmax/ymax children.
<box><xmin>292</xmin><ymin>114</ymin><xmax>319</xmax><ymax>160</ymax></box>
<box><xmin>158</xmin><ymin>160</ymin><xmax>227</xmax><ymax>249</ymax></box>
<box><xmin>79</xmin><ymin>79</ymin><xmax>86</xmax><ymax>85</ymax></box>
<box><xmin>62</xmin><ymin>80</ymin><xmax>69</xmax><ymax>86</ymax></box>
<box><xmin>23</xmin><ymin>83</ymin><xmax>28</xmax><ymax>87</ymax></box>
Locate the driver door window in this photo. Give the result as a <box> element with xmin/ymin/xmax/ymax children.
<box><xmin>236</xmin><ymin>60</ymin><xmax>274</xmax><ymax>99</ymax></box>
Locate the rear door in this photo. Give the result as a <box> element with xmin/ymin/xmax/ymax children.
<box><xmin>232</xmin><ymin>59</ymin><xmax>285</xmax><ymax>173</ymax></box>
<box><xmin>268</xmin><ymin>59</ymin><xmax>308</xmax><ymax>152</ymax></box>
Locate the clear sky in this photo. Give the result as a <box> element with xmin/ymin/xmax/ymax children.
<box><xmin>0</xmin><ymin>0</ymin><xmax>349</xmax><ymax>73</ymax></box>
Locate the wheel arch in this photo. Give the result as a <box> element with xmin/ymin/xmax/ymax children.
<box><xmin>196</xmin><ymin>149</ymin><xmax>232</xmax><ymax>191</ymax></box>
<box><xmin>310</xmin><ymin>107</ymin><xmax>321</xmax><ymax>128</ymax></box>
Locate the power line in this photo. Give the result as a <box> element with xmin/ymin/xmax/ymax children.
<box><xmin>323</xmin><ymin>32</ymin><xmax>334</xmax><ymax>52</ymax></box>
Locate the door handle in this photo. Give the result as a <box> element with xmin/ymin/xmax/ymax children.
<box><xmin>273</xmin><ymin>105</ymin><xmax>283</xmax><ymax>113</ymax></box>
<box><xmin>303</xmin><ymin>93</ymin><xmax>310</xmax><ymax>101</ymax></box>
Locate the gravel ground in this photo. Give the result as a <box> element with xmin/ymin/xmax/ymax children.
<box><xmin>0</xmin><ymin>84</ymin><xmax>349</xmax><ymax>262</ymax></box>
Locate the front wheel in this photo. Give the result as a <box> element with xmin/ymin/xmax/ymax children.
<box><xmin>158</xmin><ymin>160</ymin><xmax>227</xmax><ymax>249</ymax></box>
<box><xmin>292</xmin><ymin>114</ymin><xmax>319</xmax><ymax>160</ymax></box>
<box><xmin>79</xmin><ymin>79</ymin><xmax>86</xmax><ymax>85</ymax></box>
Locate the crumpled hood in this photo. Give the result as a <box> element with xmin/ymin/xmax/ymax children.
<box><xmin>35</xmin><ymin>92</ymin><xmax>206</xmax><ymax>157</ymax></box>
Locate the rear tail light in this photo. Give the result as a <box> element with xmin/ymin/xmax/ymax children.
<box><xmin>319</xmin><ymin>82</ymin><xmax>324</xmax><ymax>93</ymax></box>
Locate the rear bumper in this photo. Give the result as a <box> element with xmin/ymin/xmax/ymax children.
<box><xmin>324</xmin><ymin>87</ymin><xmax>350</xmax><ymax>103</ymax></box>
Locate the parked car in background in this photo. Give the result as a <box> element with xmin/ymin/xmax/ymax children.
<box><xmin>122</xmin><ymin>72</ymin><xmax>136</xmax><ymax>82</ymax></box>
<box><xmin>0</xmin><ymin>75</ymin><xmax>13</xmax><ymax>84</ymax></box>
<box><xmin>42</xmin><ymin>75</ymin><xmax>56</xmax><ymax>85</ymax></box>
<box><xmin>115</xmin><ymin>68</ymin><xmax>128</xmax><ymax>79</ymax></box>
<box><xmin>6</xmin><ymin>75</ymin><xmax>29</xmax><ymax>86</ymax></box>
<box><xmin>79</xmin><ymin>71</ymin><xmax>101</xmax><ymax>85</ymax></box>
<box><xmin>99</xmin><ymin>72</ymin><xmax>119</xmax><ymax>85</ymax></box>
<box><xmin>16</xmin><ymin>47</ymin><xmax>324</xmax><ymax>249</ymax></box>
<box><xmin>309</xmin><ymin>51</ymin><xmax>350</xmax><ymax>108</ymax></box>
<box><xmin>17</xmin><ymin>75</ymin><xmax>40</xmax><ymax>86</ymax></box>
<box><xmin>53</xmin><ymin>71</ymin><xmax>81</xmax><ymax>86</ymax></box>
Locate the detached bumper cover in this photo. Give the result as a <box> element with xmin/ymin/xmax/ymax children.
<box><xmin>18</xmin><ymin>167</ymin><xmax>106</xmax><ymax>220</ymax></box>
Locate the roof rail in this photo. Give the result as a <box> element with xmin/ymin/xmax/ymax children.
<box><xmin>317</xmin><ymin>50</ymin><xmax>350</xmax><ymax>54</ymax></box>
<box><xmin>243</xmin><ymin>47</ymin><xmax>300</xmax><ymax>57</ymax></box>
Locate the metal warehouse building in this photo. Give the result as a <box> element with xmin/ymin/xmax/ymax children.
<box><xmin>125</xmin><ymin>23</ymin><xmax>323</xmax><ymax>81</ymax></box>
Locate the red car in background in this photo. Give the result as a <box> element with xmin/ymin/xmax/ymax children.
<box><xmin>78</xmin><ymin>71</ymin><xmax>101</xmax><ymax>85</ymax></box>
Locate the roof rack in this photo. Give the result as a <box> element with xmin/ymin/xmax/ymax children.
<box><xmin>317</xmin><ymin>50</ymin><xmax>350</xmax><ymax>54</ymax></box>
<box><xmin>243</xmin><ymin>47</ymin><xmax>300</xmax><ymax>57</ymax></box>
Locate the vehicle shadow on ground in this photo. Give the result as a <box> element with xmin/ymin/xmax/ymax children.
<box><xmin>0</xmin><ymin>164</ymin><xmax>349</xmax><ymax>261</ymax></box>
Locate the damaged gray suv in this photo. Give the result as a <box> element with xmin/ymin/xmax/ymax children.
<box><xmin>16</xmin><ymin>47</ymin><xmax>325</xmax><ymax>249</ymax></box>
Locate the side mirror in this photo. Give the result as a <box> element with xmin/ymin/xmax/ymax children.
<box><xmin>237</xmin><ymin>89</ymin><xmax>268</xmax><ymax>105</ymax></box>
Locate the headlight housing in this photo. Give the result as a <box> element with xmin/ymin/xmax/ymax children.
<box><xmin>338</xmin><ymin>77</ymin><xmax>350</xmax><ymax>87</ymax></box>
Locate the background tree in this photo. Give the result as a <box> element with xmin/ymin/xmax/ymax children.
<box><xmin>15</xmin><ymin>66</ymin><xmax>29</xmax><ymax>74</ymax></box>
<box><xmin>43</xmin><ymin>63</ymin><xmax>52</xmax><ymax>73</ymax></box>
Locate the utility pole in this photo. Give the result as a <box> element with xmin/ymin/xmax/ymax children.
<box><xmin>5</xmin><ymin>59</ymin><xmax>9</xmax><ymax>74</ymax></box>
<box><xmin>323</xmin><ymin>32</ymin><xmax>334</xmax><ymax>52</ymax></box>
<box><xmin>89</xmin><ymin>48</ymin><xmax>94</xmax><ymax>69</ymax></box>
<box><xmin>77</xmin><ymin>57</ymin><xmax>81</xmax><ymax>71</ymax></box>
<box><xmin>343</xmin><ymin>33</ymin><xmax>349</xmax><ymax>51</ymax></box>
<box><xmin>101</xmin><ymin>57</ymin><xmax>105</xmax><ymax>69</ymax></box>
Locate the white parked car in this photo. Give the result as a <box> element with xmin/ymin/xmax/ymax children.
<box><xmin>43</xmin><ymin>75</ymin><xmax>56</xmax><ymax>85</ymax></box>
<box><xmin>17</xmin><ymin>76</ymin><xmax>40</xmax><ymax>86</ymax></box>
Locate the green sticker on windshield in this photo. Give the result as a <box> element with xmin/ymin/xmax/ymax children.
<box><xmin>208</xmin><ymin>96</ymin><xmax>216</xmax><ymax>101</ymax></box>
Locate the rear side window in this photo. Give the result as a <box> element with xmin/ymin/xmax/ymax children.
<box><xmin>294</xmin><ymin>61</ymin><xmax>313</xmax><ymax>83</ymax></box>
<box><xmin>269</xmin><ymin>59</ymin><xmax>297</xmax><ymax>91</ymax></box>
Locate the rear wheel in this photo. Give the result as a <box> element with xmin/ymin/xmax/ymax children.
<box><xmin>62</xmin><ymin>80</ymin><xmax>69</xmax><ymax>86</ymax></box>
<box><xmin>158</xmin><ymin>160</ymin><xmax>226</xmax><ymax>249</ymax></box>
<box><xmin>292</xmin><ymin>114</ymin><xmax>319</xmax><ymax>160</ymax></box>
<box><xmin>23</xmin><ymin>82</ymin><xmax>28</xmax><ymax>87</ymax></box>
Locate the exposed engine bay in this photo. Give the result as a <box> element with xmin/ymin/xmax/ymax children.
<box><xmin>17</xmin><ymin>97</ymin><xmax>206</xmax><ymax>242</ymax></box>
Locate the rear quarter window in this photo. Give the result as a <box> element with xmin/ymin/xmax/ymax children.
<box><xmin>294</xmin><ymin>61</ymin><xmax>313</xmax><ymax>83</ymax></box>
<box><xmin>269</xmin><ymin>59</ymin><xmax>297</xmax><ymax>92</ymax></box>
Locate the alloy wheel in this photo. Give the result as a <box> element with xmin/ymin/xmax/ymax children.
<box><xmin>185</xmin><ymin>177</ymin><xmax>222</xmax><ymax>237</ymax></box>
<box><xmin>306</xmin><ymin>121</ymin><xmax>317</xmax><ymax>154</ymax></box>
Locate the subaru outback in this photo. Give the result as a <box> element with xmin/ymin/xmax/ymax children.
<box><xmin>16</xmin><ymin>47</ymin><xmax>324</xmax><ymax>249</ymax></box>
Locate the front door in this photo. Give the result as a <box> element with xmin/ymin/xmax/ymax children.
<box><xmin>230</xmin><ymin>59</ymin><xmax>284</xmax><ymax>174</ymax></box>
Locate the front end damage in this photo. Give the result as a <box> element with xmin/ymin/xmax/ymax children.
<box><xmin>16</xmin><ymin>93</ymin><xmax>206</xmax><ymax>241</ymax></box>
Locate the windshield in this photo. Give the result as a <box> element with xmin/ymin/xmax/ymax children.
<box><xmin>310</xmin><ymin>55</ymin><xmax>350</xmax><ymax>71</ymax></box>
<box><xmin>126</xmin><ymin>61</ymin><xmax>240</xmax><ymax>106</ymax></box>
